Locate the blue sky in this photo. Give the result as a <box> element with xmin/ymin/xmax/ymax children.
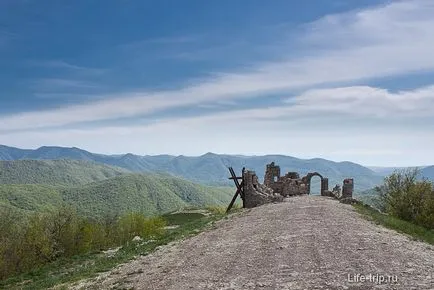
<box><xmin>1</xmin><ymin>0</ymin><xmax>434</xmax><ymax>166</ymax></box>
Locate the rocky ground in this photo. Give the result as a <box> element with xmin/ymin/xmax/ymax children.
<box><xmin>72</xmin><ymin>196</ymin><xmax>434</xmax><ymax>290</ymax></box>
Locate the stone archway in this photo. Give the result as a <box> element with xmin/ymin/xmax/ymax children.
<box><xmin>304</xmin><ymin>172</ymin><xmax>329</xmax><ymax>195</ymax></box>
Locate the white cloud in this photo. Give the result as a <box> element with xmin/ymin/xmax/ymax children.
<box><xmin>165</xmin><ymin>85</ymin><xmax>434</xmax><ymax>122</ymax></box>
<box><xmin>2</xmin><ymin>109</ymin><xmax>432</xmax><ymax>166</ymax></box>
<box><xmin>3</xmin><ymin>84</ymin><xmax>434</xmax><ymax>166</ymax></box>
<box><xmin>2</xmin><ymin>1</ymin><xmax>434</xmax><ymax>165</ymax></box>
<box><xmin>286</xmin><ymin>85</ymin><xmax>434</xmax><ymax>118</ymax></box>
<box><xmin>27</xmin><ymin>60</ymin><xmax>107</xmax><ymax>76</ymax></box>
<box><xmin>1</xmin><ymin>0</ymin><xmax>434</xmax><ymax>131</ymax></box>
<box><xmin>33</xmin><ymin>78</ymin><xmax>101</xmax><ymax>90</ymax></box>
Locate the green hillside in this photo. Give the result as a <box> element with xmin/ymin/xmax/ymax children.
<box><xmin>0</xmin><ymin>173</ymin><xmax>235</xmax><ymax>219</ymax></box>
<box><xmin>61</xmin><ymin>174</ymin><xmax>234</xmax><ymax>219</ymax></box>
<box><xmin>0</xmin><ymin>184</ymin><xmax>63</xmax><ymax>214</ymax></box>
<box><xmin>0</xmin><ymin>159</ymin><xmax>130</xmax><ymax>186</ymax></box>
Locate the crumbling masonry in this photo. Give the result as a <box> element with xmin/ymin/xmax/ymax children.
<box><xmin>242</xmin><ymin>162</ymin><xmax>354</xmax><ymax>208</ymax></box>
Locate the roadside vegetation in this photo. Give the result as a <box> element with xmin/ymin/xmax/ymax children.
<box><xmin>0</xmin><ymin>159</ymin><xmax>238</xmax><ymax>288</ymax></box>
<box><xmin>354</xmin><ymin>168</ymin><xmax>434</xmax><ymax>244</ymax></box>
<box><xmin>0</xmin><ymin>205</ymin><xmax>233</xmax><ymax>289</ymax></box>
<box><xmin>354</xmin><ymin>203</ymin><xmax>434</xmax><ymax>245</ymax></box>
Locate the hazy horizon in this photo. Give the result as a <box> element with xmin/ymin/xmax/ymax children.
<box><xmin>1</xmin><ymin>143</ymin><xmax>430</xmax><ymax>168</ymax></box>
<box><xmin>2</xmin><ymin>0</ymin><xmax>434</xmax><ymax>166</ymax></box>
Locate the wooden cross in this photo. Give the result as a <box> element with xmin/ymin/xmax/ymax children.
<box><xmin>226</xmin><ymin>167</ymin><xmax>245</xmax><ymax>213</ymax></box>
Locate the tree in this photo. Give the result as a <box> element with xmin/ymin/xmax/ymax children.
<box><xmin>376</xmin><ymin>168</ymin><xmax>434</xmax><ymax>229</ymax></box>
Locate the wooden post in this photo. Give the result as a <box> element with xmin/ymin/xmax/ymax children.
<box><xmin>226</xmin><ymin>167</ymin><xmax>245</xmax><ymax>212</ymax></box>
<box><xmin>226</xmin><ymin>180</ymin><xmax>244</xmax><ymax>213</ymax></box>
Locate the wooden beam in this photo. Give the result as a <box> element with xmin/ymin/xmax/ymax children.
<box><xmin>229</xmin><ymin>167</ymin><xmax>241</xmax><ymax>190</ymax></box>
<box><xmin>231</xmin><ymin>167</ymin><xmax>244</xmax><ymax>199</ymax></box>
<box><xmin>226</xmin><ymin>180</ymin><xmax>244</xmax><ymax>213</ymax></box>
<box><xmin>226</xmin><ymin>166</ymin><xmax>247</xmax><ymax>211</ymax></box>
<box><xmin>241</xmin><ymin>167</ymin><xmax>245</xmax><ymax>204</ymax></box>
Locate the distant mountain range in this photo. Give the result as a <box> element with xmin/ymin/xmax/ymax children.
<box><xmin>420</xmin><ymin>166</ymin><xmax>434</xmax><ymax>181</ymax></box>
<box><xmin>367</xmin><ymin>166</ymin><xmax>410</xmax><ymax>176</ymax></box>
<box><xmin>0</xmin><ymin>144</ymin><xmax>396</xmax><ymax>191</ymax></box>
<box><xmin>1</xmin><ymin>145</ymin><xmax>432</xmax><ymax>218</ymax></box>
<box><xmin>368</xmin><ymin>166</ymin><xmax>434</xmax><ymax>181</ymax></box>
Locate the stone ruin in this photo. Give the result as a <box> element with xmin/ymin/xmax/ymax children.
<box><xmin>342</xmin><ymin>178</ymin><xmax>354</xmax><ymax>198</ymax></box>
<box><xmin>242</xmin><ymin>162</ymin><xmax>355</xmax><ymax>208</ymax></box>
<box><xmin>339</xmin><ymin>178</ymin><xmax>356</xmax><ymax>204</ymax></box>
<box><xmin>242</xmin><ymin>170</ymin><xmax>284</xmax><ymax>208</ymax></box>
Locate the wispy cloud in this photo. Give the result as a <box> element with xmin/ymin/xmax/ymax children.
<box><xmin>2</xmin><ymin>1</ymin><xmax>434</xmax><ymax>135</ymax></box>
<box><xmin>284</xmin><ymin>85</ymin><xmax>434</xmax><ymax>118</ymax></box>
<box><xmin>33</xmin><ymin>93</ymin><xmax>106</xmax><ymax>101</ymax></box>
<box><xmin>114</xmin><ymin>84</ymin><xmax>434</xmax><ymax>128</ymax></box>
<box><xmin>118</xmin><ymin>35</ymin><xmax>199</xmax><ymax>53</ymax></box>
<box><xmin>168</xmin><ymin>41</ymin><xmax>248</xmax><ymax>62</ymax></box>
<box><xmin>141</xmin><ymin>35</ymin><xmax>198</xmax><ymax>45</ymax></box>
<box><xmin>28</xmin><ymin>60</ymin><xmax>106</xmax><ymax>75</ymax></box>
<box><xmin>2</xmin><ymin>100</ymin><xmax>432</xmax><ymax>166</ymax></box>
<box><xmin>31</xmin><ymin>78</ymin><xmax>102</xmax><ymax>90</ymax></box>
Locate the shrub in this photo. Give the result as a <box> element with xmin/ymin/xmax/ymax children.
<box><xmin>0</xmin><ymin>207</ymin><xmax>24</xmax><ymax>279</ymax></box>
<box><xmin>376</xmin><ymin>168</ymin><xmax>434</xmax><ymax>229</ymax></box>
<box><xmin>206</xmin><ymin>205</ymin><xmax>227</xmax><ymax>215</ymax></box>
<box><xmin>46</xmin><ymin>205</ymin><xmax>80</xmax><ymax>257</ymax></box>
<box><xmin>116</xmin><ymin>213</ymin><xmax>166</xmax><ymax>243</ymax></box>
<box><xmin>0</xmin><ymin>206</ymin><xmax>168</xmax><ymax>280</ymax></box>
<box><xmin>19</xmin><ymin>215</ymin><xmax>54</xmax><ymax>270</ymax></box>
<box><xmin>75</xmin><ymin>220</ymin><xmax>107</xmax><ymax>253</ymax></box>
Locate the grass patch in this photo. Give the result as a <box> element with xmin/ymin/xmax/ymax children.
<box><xmin>162</xmin><ymin>212</ymin><xmax>206</xmax><ymax>226</ymax></box>
<box><xmin>353</xmin><ymin>203</ymin><xmax>434</xmax><ymax>245</ymax></box>
<box><xmin>206</xmin><ymin>204</ymin><xmax>241</xmax><ymax>215</ymax></box>
<box><xmin>0</xmin><ymin>211</ymin><xmax>232</xmax><ymax>290</ymax></box>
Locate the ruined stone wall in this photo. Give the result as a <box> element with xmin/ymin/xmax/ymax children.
<box><xmin>240</xmin><ymin>162</ymin><xmax>354</xmax><ymax>208</ymax></box>
<box><xmin>243</xmin><ymin>170</ymin><xmax>283</xmax><ymax>208</ymax></box>
<box><xmin>321</xmin><ymin>178</ymin><xmax>329</xmax><ymax>193</ymax></box>
<box><xmin>280</xmin><ymin>177</ymin><xmax>308</xmax><ymax>196</ymax></box>
<box><xmin>285</xmin><ymin>172</ymin><xmax>300</xmax><ymax>179</ymax></box>
<box><xmin>264</xmin><ymin>163</ymin><xmax>308</xmax><ymax>196</ymax></box>
<box><xmin>342</xmin><ymin>178</ymin><xmax>354</xmax><ymax>198</ymax></box>
<box><xmin>264</xmin><ymin>162</ymin><xmax>280</xmax><ymax>187</ymax></box>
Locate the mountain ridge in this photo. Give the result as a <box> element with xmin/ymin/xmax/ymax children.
<box><xmin>421</xmin><ymin>166</ymin><xmax>434</xmax><ymax>181</ymax></box>
<box><xmin>0</xmin><ymin>144</ymin><xmax>391</xmax><ymax>190</ymax></box>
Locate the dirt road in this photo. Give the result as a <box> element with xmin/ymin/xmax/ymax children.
<box><xmin>74</xmin><ymin>196</ymin><xmax>434</xmax><ymax>289</ymax></box>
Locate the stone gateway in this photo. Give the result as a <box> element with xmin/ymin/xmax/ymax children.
<box><xmin>241</xmin><ymin>162</ymin><xmax>354</xmax><ymax>208</ymax></box>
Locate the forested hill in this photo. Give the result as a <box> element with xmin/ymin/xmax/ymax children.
<box><xmin>0</xmin><ymin>159</ymin><xmax>130</xmax><ymax>186</ymax></box>
<box><xmin>0</xmin><ymin>145</ymin><xmax>385</xmax><ymax>190</ymax></box>
<box><xmin>61</xmin><ymin>174</ymin><xmax>234</xmax><ymax>219</ymax></box>
<box><xmin>0</xmin><ymin>173</ymin><xmax>234</xmax><ymax>219</ymax></box>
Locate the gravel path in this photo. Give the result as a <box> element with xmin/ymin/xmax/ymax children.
<box><xmin>73</xmin><ymin>196</ymin><xmax>434</xmax><ymax>290</ymax></box>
